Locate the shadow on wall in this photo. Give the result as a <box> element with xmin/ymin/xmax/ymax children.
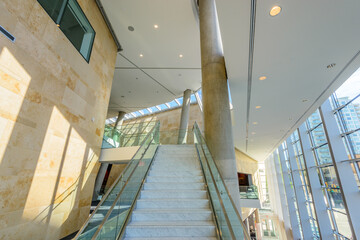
<box><xmin>0</xmin><ymin>14</ymin><xmax>109</xmax><ymax>240</ymax></box>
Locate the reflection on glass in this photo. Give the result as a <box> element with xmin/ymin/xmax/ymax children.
<box><xmin>315</xmin><ymin>144</ymin><xmax>332</xmax><ymax>165</ymax></box>
<box><xmin>310</xmin><ymin>124</ymin><xmax>327</xmax><ymax>147</ymax></box>
<box><xmin>333</xmin><ymin>211</ymin><xmax>352</xmax><ymax>239</ymax></box>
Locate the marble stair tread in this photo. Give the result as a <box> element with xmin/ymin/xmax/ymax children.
<box><xmin>127</xmin><ymin>221</ymin><xmax>215</xmax><ymax>226</ymax></box>
<box><xmin>140</xmin><ymin>189</ymin><xmax>208</xmax><ymax>199</ymax></box>
<box><xmin>146</xmin><ymin>176</ymin><xmax>204</xmax><ymax>183</ymax></box>
<box><xmin>124</xmin><ymin>223</ymin><xmax>216</xmax><ymax>237</ymax></box>
<box><xmin>148</xmin><ymin>170</ymin><xmax>203</xmax><ymax>177</ymax></box>
<box><xmin>143</xmin><ymin>182</ymin><xmax>205</xmax><ymax>190</ymax></box>
<box><xmin>136</xmin><ymin>198</ymin><xmax>210</xmax><ymax>209</ymax></box>
<box><xmin>123</xmin><ymin>237</ymin><xmax>217</xmax><ymax>240</ymax></box>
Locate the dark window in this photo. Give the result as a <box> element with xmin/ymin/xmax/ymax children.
<box><xmin>37</xmin><ymin>0</ymin><xmax>95</xmax><ymax>62</ymax></box>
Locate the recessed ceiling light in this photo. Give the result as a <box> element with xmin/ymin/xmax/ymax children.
<box><xmin>259</xmin><ymin>76</ymin><xmax>267</xmax><ymax>81</ymax></box>
<box><xmin>327</xmin><ymin>63</ymin><xmax>336</xmax><ymax>69</ymax></box>
<box><xmin>253</xmin><ymin>122</ymin><xmax>258</xmax><ymax>125</ymax></box>
<box><xmin>154</xmin><ymin>24</ymin><xmax>159</xmax><ymax>29</ymax></box>
<box><xmin>139</xmin><ymin>54</ymin><xmax>143</xmax><ymax>57</ymax></box>
<box><xmin>255</xmin><ymin>106</ymin><xmax>261</xmax><ymax>109</ymax></box>
<box><xmin>179</xmin><ymin>54</ymin><xmax>183</xmax><ymax>58</ymax></box>
<box><xmin>270</xmin><ymin>6</ymin><xmax>281</xmax><ymax>16</ymax></box>
<box><xmin>251</xmin><ymin>132</ymin><xmax>256</xmax><ymax>135</ymax></box>
<box><xmin>128</xmin><ymin>26</ymin><xmax>135</xmax><ymax>31</ymax></box>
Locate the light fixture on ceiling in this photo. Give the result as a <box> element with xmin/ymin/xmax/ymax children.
<box><xmin>253</xmin><ymin>122</ymin><xmax>258</xmax><ymax>125</ymax></box>
<box><xmin>154</xmin><ymin>24</ymin><xmax>159</xmax><ymax>29</ymax></box>
<box><xmin>179</xmin><ymin>54</ymin><xmax>183</xmax><ymax>58</ymax></box>
<box><xmin>128</xmin><ymin>26</ymin><xmax>135</xmax><ymax>31</ymax></box>
<box><xmin>327</xmin><ymin>63</ymin><xmax>336</xmax><ymax>69</ymax></box>
<box><xmin>270</xmin><ymin>6</ymin><xmax>282</xmax><ymax>16</ymax></box>
<box><xmin>259</xmin><ymin>76</ymin><xmax>267</xmax><ymax>81</ymax></box>
<box><xmin>251</xmin><ymin>132</ymin><xmax>256</xmax><ymax>135</ymax></box>
<box><xmin>139</xmin><ymin>54</ymin><xmax>143</xmax><ymax>58</ymax></box>
<box><xmin>255</xmin><ymin>106</ymin><xmax>261</xmax><ymax>109</ymax></box>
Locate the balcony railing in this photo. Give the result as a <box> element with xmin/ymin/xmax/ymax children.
<box><xmin>239</xmin><ymin>185</ymin><xmax>259</xmax><ymax>199</ymax></box>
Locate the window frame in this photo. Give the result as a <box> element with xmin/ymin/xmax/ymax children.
<box><xmin>37</xmin><ymin>0</ymin><xmax>96</xmax><ymax>63</ymax></box>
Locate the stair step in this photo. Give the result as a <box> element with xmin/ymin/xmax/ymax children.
<box><xmin>140</xmin><ymin>190</ymin><xmax>207</xmax><ymax>199</ymax></box>
<box><xmin>136</xmin><ymin>199</ymin><xmax>210</xmax><ymax>209</ymax></box>
<box><xmin>148</xmin><ymin>170</ymin><xmax>203</xmax><ymax>177</ymax></box>
<box><xmin>124</xmin><ymin>238</ymin><xmax>217</xmax><ymax>240</ymax></box>
<box><xmin>131</xmin><ymin>209</ymin><xmax>213</xmax><ymax>221</ymax></box>
<box><xmin>146</xmin><ymin>176</ymin><xmax>203</xmax><ymax>183</ymax></box>
<box><xmin>143</xmin><ymin>182</ymin><xmax>205</xmax><ymax>190</ymax></box>
<box><xmin>125</xmin><ymin>221</ymin><xmax>216</xmax><ymax>237</ymax></box>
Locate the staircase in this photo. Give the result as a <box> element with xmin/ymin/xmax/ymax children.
<box><xmin>123</xmin><ymin>145</ymin><xmax>217</xmax><ymax>239</ymax></box>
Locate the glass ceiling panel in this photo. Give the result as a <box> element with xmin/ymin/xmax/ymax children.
<box><xmin>168</xmin><ymin>100</ymin><xmax>178</xmax><ymax>107</ymax></box>
<box><xmin>190</xmin><ymin>94</ymin><xmax>197</xmax><ymax>103</ymax></box>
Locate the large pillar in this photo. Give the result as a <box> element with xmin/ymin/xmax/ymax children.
<box><xmin>178</xmin><ymin>89</ymin><xmax>192</xmax><ymax>144</ymax></box>
<box><xmin>114</xmin><ymin>111</ymin><xmax>126</xmax><ymax>130</ymax></box>
<box><xmin>199</xmin><ymin>0</ymin><xmax>240</xmax><ymax>210</ymax></box>
<box><xmin>92</xmin><ymin>163</ymin><xmax>109</xmax><ymax>201</ymax></box>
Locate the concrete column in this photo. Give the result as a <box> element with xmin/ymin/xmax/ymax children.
<box><xmin>177</xmin><ymin>89</ymin><xmax>192</xmax><ymax>144</ymax></box>
<box><xmin>114</xmin><ymin>111</ymin><xmax>126</xmax><ymax>130</ymax></box>
<box><xmin>320</xmin><ymin>99</ymin><xmax>360</xmax><ymax>238</ymax></box>
<box><xmin>199</xmin><ymin>0</ymin><xmax>241</xmax><ymax>210</ymax></box>
<box><xmin>278</xmin><ymin>146</ymin><xmax>302</xmax><ymax>240</ymax></box>
<box><xmin>298</xmin><ymin>123</ymin><xmax>333</xmax><ymax>239</ymax></box>
<box><xmin>286</xmin><ymin>138</ymin><xmax>313</xmax><ymax>239</ymax></box>
<box><xmin>92</xmin><ymin>163</ymin><xmax>109</xmax><ymax>201</ymax></box>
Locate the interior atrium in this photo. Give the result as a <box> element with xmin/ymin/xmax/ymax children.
<box><xmin>1</xmin><ymin>0</ymin><xmax>360</xmax><ymax>239</ymax></box>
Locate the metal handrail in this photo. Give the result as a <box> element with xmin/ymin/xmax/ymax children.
<box><xmin>91</xmin><ymin>138</ymin><xmax>154</xmax><ymax>239</ymax></box>
<box><xmin>194</xmin><ymin>122</ymin><xmax>250</xmax><ymax>240</ymax></box>
<box><xmin>195</xmin><ymin>140</ymin><xmax>232</xmax><ymax>239</ymax></box>
<box><xmin>74</xmin><ymin>121</ymin><xmax>159</xmax><ymax>240</ymax></box>
<box><xmin>117</xmin><ymin>146</ymin><xmax>160</xmax><ymax>240</ymax></box>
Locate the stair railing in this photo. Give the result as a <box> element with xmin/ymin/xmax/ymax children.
<box><xmin>74</xmin><ymin>121</ymin><xmax>160</xmax><ymax>240</ymax></box>
<box><xmin>193</xmin><ymin>122</ymin><xmax>250</xmax><ymax>240</ymax></box>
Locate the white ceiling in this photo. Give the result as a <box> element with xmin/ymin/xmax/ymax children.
<box><xmin>101</xmin><ymin>0</ymin><xmax>360</xmax><ymax>161</ymax></box>
<box><xmin>101</xmin><ymin>0</ymin><xmax>202</xmax><ymax>116</ymax></box>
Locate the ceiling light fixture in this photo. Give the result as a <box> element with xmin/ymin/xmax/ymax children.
<box><xmin>253</xmin><ymin>122</ymin><xmax>258</xmax><ymax>125</ymax></box>
<box><xmin>139</xmin><ymin>54</ymin><xmax>143</xmax><ymax>57</ymax></box>
<box><xmin>259</xmin><ymin>76</ymin><xmax>267</xmax><ymax>81</ymax></box>
<box><xmin>327</xmin><ymin>63</ymin><xmax>336</xmax><ymax>69</ymax></box>
<box><xmin>270</xmin><ymin>6</ymin><xmax>282</xmax><ymax>16</ymax></box>
<box><xmin>154</xmin><ymin>24</ymin><xmax>159</xmax><ymax>29</ymax></box>
<box><xmin>251</xmin><ymin>132</ymin><xmax>256</xmax><ymax>135</ymax></box>
<box><xmin>179</xmin><ymin>54</ymin><xmax>183</xmax><ymax>58</ymax></box>
<box><xmin>128</xmin><ymin>26</ymin><xmax>134</xmax><ymax>31</ymax></box>
<box><xmin>255</xmin><ymin>106</ymin><xmax>261</xmax><ymax>109</ymax></box>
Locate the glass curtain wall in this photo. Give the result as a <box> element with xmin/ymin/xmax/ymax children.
<box><xmin>290</xmin><ymin>131</ymin><xmax>319</xmax><ymax>238</ymax></box>
<box><xmin>270</xmin><ymin>67</ymin><xmax>360</xmax><ymax>240</ymax></box>
<box><xmin>279</xmin><ymin>142</ymin><xmax>303</xmax><ymax>236</ymax></box>
<box><xmin>305</xmin><ymin>110</ymin><xmax>352</xmax><ymax>239</ymax></box>
<box><xmin>330</xmin><ymin>68</ymin><xmax>360</xmax><ymax>187</ymax></box>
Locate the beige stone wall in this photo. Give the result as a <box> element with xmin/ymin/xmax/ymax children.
<box><xmin>235</xmin><ymin>149</ymin><xmax>259</xmax><ymax>176</ymax></box>
<box><xmin>123</xmin><ymin>104</ymin><xmax>204</xmax><ymax>144</ymax></box>
<box><xmin>104</xmin><ymin>164</ymin><xmax>127</xmax><ymax>192</ymax></box>
<box><xmin>0</xmin><ymin>1</ymin><xmax>117</xmax><ymax>239</ymax></box>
